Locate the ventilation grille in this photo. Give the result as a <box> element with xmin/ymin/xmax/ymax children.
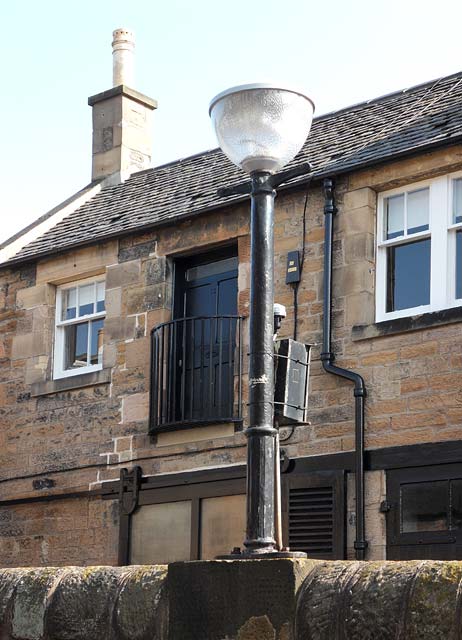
<box><xmin>288</xmin><ymin>486</ymin><xmax>334</xmax><ymax>558</ymax></box>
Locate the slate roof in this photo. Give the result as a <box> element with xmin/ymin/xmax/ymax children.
<box><xmin>7</xmin><ymin>71</ymin><xmax>462</xmax><ymax>265</ymax></box>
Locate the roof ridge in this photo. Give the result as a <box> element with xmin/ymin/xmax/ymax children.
<box><xmin>313</xmin><ymin>69</ymin><xmax>462</xmax><ymax>122</ymax></box>
<box><xmin>124</xmin><ymin>69</ymin><xmax>462</xmax><ymax>183</ymax></box>
<box><xmin>5</xmin><ymin>67</ymin><xmax>462</xmax><ymax>267</ymax></box>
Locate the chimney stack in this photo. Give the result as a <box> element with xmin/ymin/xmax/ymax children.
<box><xmin>88</xmin><ymin>29</ymin><xmax>157</xmax><ymax>183</ymax></box>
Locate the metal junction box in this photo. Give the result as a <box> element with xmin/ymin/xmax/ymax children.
<box><xmin>274</xmin><ymin>339</ymin><xmax>311</xmax><ymax>425</ymax></box>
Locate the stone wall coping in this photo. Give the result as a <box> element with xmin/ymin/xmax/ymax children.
<box><xmin>1</xmin><ymin>560</ymin><xmax>462</xmax><ymax>639</ymax></box>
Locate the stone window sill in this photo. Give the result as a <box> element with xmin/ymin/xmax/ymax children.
<box><xmin>31</xmin><ymin>368</ymin><xmax>111</xmax><ymax>397</ymax></box>
<box><xmin>352</xmin><ymin>306</ymin><xmax>462</xmax><ymax>341</ymax></box>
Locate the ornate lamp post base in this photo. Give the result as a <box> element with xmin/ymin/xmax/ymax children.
<box><xmin>217</xmin><ymin>550</ymin><xmax>307</xmax><ymax>559</ymax></box>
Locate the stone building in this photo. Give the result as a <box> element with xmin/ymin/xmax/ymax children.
<box><xmin>1</xmin><ymin>31</ymin><xmax>462</xmax><ymax>567</ymax></box>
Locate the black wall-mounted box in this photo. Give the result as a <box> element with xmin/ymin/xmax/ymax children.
<box><xmin>286</xmin><ymin>251</ymin><xmax>301</xmax><ymax>284</ymax></box>
<box><xmin>274</xmin><ymin>338</ymin><xmax>311</xmax><ymax>425</ymax></box>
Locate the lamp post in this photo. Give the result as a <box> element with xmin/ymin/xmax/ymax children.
<box><xmin>209</xmin><ymin>84</ymin><xmax>314</xmax><ymax>555</ymax></box>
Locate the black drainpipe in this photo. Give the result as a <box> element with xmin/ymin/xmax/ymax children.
<box><xmin>321</xmin><ymin>177</ymin><xmax>368</xmax><ymax>561</ymax></box>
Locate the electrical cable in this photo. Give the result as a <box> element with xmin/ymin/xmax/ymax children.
<box><xmin>293</xmin><ymin>183</ymin><xmax>310</xmax><ymax>340</ymax></box>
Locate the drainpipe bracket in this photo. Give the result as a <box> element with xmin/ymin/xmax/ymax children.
<box><xmin>353</xmin><ymin>388</ymin><xmax>367</xmax><ymax>398</ymax></box>
<box><xmin>353</xmin><ymin>540</ymin><xmax>369</xmax><ymax>551</ymax></box>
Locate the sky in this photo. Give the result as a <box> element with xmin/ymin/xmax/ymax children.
<box><xmin>1</xmin><ymin>0</ymin><xmax>461</xmax><ymax>244</ymax></box>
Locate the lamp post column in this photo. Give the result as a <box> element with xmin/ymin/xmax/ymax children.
<box><xmin>244</xmin><ymin>172</ymin><xmax>277</xmax><ymax>554</ymax></box>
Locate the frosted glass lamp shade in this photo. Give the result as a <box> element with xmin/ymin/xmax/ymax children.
<box><xmin>209</xmin><ymin>84</ymin><xmax>314</xmax><ymax>175</ymax></box>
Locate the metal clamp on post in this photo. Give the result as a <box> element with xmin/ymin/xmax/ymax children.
<box><xmin>217</xmin><ymin>162</ymin><xmax>313</xmax><ymax>199</ymax></box>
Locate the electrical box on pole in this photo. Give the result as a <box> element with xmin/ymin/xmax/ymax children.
<box><xmin>274</xmin><ymin>339</ymin><xmax>311</xmax><ymax>425</ymax></box>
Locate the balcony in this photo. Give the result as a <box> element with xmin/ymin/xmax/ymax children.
<box><xmin>149</xmin><ymin>315</ymin><xmax>243</xmax><ymax>433</ymax></box>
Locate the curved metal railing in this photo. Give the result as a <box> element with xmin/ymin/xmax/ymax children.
<box><xmin>149</xmin><ymin>315</ymin><xmax>243</xmax><ymax>432</ymax></box>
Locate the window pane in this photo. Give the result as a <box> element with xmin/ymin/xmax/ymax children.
<box><xmin>407</xmin><ymin>188</ymin><xmax>429</xmax><ymax>235</ymax></box>
<box><xmin>78</xmin><ymin>284</ymin><xmax>94</xmax><ymax>316</ymax></box>
<box><xmin>401</xmin><ymin>481</ymin><xmax>448</xmax><ymax>533</ymax></box>
<box><xmin>457</xmin><ymin>231</ymin><xmax>462</xmax><ymax>299</ymax></box>
<box><xmin>385</xmin><ymin>194</ymin><xmax>405</xmax><ymax>239</ymax></box>
<box><xmin>62</xmin><ymin>288</ymin><xmax>77</xmax><ymax>320</ymax></box>
<box><xmin>96</xmin><ymin>281</ymin><xmax>105</xmax><ymax>313</ymax></box>
<box><xmin>130</xmin><ymin>501</ymin><xmax>191</xmax><ymax>564</ymax></box>
<box><xmin>454</xmin><ymin>178</ymin><xmax>462</xmax><ymax>224</ymax></box>
<box><xmin>64</xmin><ymin>322</ymin><xmax>88</xmax><ymax>369</ymax></box>
<box><xmin>386</xmin><ymin>239</ymin><xmax>431</xmax><ymax>312</ymax></box>
<box><xmin>450</xmin><ymin>480</ymin><xmax>462</xmax><ymax>530</ymax></box>
<box><xmin>90</xmin><ymin>319</ymin><xmax>104</xmax><ymax>365</ymax></box>
<box><xmin>200</xmin><ymin>494</ymin><xmax>246</xmax><ymax>559</ymax></box>
<box><xmin>186</xmin><ymin>257</ymin><xmax>238</xmax><ymax>282</ymax></box>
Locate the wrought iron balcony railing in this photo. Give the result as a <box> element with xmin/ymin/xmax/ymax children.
<box><xmin>149</xmin><ymin>315</ymin><xmax>243</xmax><ymax>432</ymax></box>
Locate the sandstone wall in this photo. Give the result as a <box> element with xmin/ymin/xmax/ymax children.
<box><xmin>2</xmin><ymin>146</ymin><xmax>462</xmax><ymax>566</ymax></box>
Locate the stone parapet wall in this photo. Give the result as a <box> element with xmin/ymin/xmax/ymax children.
<box><xmin>295</xmin><ymin>559</ymin><xmax>462</xmax><ymax>639</ymax></box>
<box><xmin>1</xmin><ymin>559</ymin><xmax>462</xmax><ymax>639</ymax></box>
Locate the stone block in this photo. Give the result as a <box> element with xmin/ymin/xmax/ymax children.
<box><xmin>11</xmin><ymin>332</ymin><xmax>48</xmax><ymax>360</ymax></box>
<box><xmin>125</xmin><ymin>284</ymin><xmax>170</xmax><ymax>314</ymax></box>
<box><xmin>115</xmin><ymin>436</ymin><xmax>132</xmax><ymax>452</ymax></box>
<box><xmin>104</xmin><ymin>317</ymin><xmax>136</xmax><ymax>342</ymax></box>
<box><xmin>400</xmin><ymin>341</ymin><xmax>438</xmax><ymax>359</ymax></box>
<box><xmin>92</xmin><ymin>97</ymin><xmax>123</xmax><ymax>130</ymax></box>
<box><xmin>343</xmin><ymin>187</ymin><xmax>376</xmax><ymax>211</ymax></box>
<box><xmin>16</xmin><ymin>284</ymin><xmax>54</xmax><ymax>310</ymax></box>
<box><xmin>121</xmin><ymin>392</ymin><xmax>149</xmax><ymax>423</ymax></box>
<box><xmin>36</xmin><ymin>242</ymin><xmax>118</xmax><ymax>285</ymax></box>
<box><xmin>332</xmin><ymin>263</ymin><xmax>373</xmax><ymax>297</ymax></box>
<box><xmin>118</xmin><ymin>240</ymin><xmax>157</xmax><ymax>262</ymax></box>
<box><xmin>25</xmin><ymin>356</ymin><xmax>49</xmax><ymax>385</ymax></box>
<box><xmin>30</xmin><ymin>369</ymin><xmax>111</xmax><ymax>397</ymax></box>
<box><xmin>106</xmin><ymin>260</ymin><xmax>141</xmax><ymax>290</ymax></box>
<box><xmin>125</xmin><ymin>337</ymin><xmax>150</xmax><ymax>369</ymax></box>
<box><xmin>345</xmin><ymin>291</ymin><xmax>375</xmax><ymax>326</ymax></box>
<box><xmin>337</xmin><ymin>206</ymin><xmax>375</xmax><ymax>234</ymax></box>
<box><xmin>168</xmin><ymin>559</ymin><xmax>318</xmax><ymax>640</ymax></box>
<box><xmin>145</xmin><ymin>257</ymin><xmax>169</xmax><ymax>286</ymax></box>
<box><xmin>146</xmin><ymin>308</ymin><xmax>171</xmax><ymax>332</ymax></box>
<box><xmin>92</xmin><ymin>147</ymin><xmax>123</xmax><ymax>180</ymax></box>
<box><xmin>105</xmin><ymin>287</ymin><xmax>122</xmax><ymax>318</ymax></box>
<box><xmin>360</xmin><ymin>350</ymin><xmax>397</xmax><ymax>366</ymax></box>
<box><xmin>102</xmin><ymin>342</ymin><xmax>117</xmax><ymax>368</ymax></box>
<box><xmin>32</xmin><ymin>306</ymin><xmax>54</xmax><ymax>333</ymax></box>
<box><xmin>156</xmin><ymin>423</ymin><xmax>235</xmax><ymax>447</ymax></box>
<box><xmin>344</xmin><ymin>233</ymin><xmax>374</xmax><ymax>264</ymax></box>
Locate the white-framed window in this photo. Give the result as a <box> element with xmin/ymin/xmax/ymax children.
<box><xmin>376</xmin><ymin>172</ymin><xmax>462</xmax><ymax>322</ymax></box>
<box><xmin>53</xmin><ymin>277</ymin><xmax>106</xmax><ymax>379</ymax></box>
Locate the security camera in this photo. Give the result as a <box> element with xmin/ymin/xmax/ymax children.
<box><xmin>273</xmin><ymin>303</ymin><xmax>287</xmax><ymax>336</ymax></box>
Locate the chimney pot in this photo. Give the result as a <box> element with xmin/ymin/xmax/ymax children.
<box><xmin>112</xmin><ymin>28</ymin><xmax>135</xmax><ymax>87</ymax></box>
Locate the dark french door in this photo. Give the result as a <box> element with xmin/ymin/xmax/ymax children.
<box><xmin>173</xmin><ymin>249</ymin><xmax>238</xmax><ymax>422</ymax></box>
